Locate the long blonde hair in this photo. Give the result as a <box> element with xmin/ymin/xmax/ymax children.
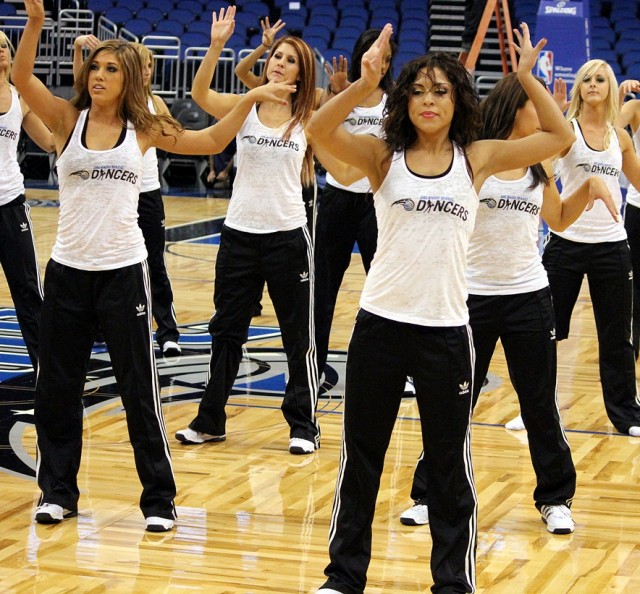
<box><xmin>0</xmin><ymin>30</ymin><xmax>15</xmax><ymax>80</ymax></box>
<box><xmin>566</xmin><ymin>59</ymin><xmax>619</xmax><ymax>149</ymax></box>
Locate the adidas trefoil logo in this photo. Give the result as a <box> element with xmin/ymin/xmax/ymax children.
<box><xmin>300</xmin><ymin>271</ymin><xmax>309</xmax><ymax>283</ymax></box>
<box><xmin>20</xmin><ymin>222</ymin><xmax>28</xmax><ymax>232</ymax></box>
<box><xmin>136</xmin><ymin>303</ymin><xmax>146</xmax><ymax>317</ymax></box>
<box><xmin>550</xmin><ymin>328</ymin><xmax>556</xmax><ymax>341</ymax></box>
<box><xmin>458</xmin><ymin>380</ymin><xmax>470</xmax><ymax>396</ymax></box>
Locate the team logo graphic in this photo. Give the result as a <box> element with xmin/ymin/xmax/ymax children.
<box><xmin>241</xmin><ymin>135</ymin><xmax>258</xmax><ymax>144</ymax></box>
<box><xmin>0</xmin><ymin>312</ymin><xmax>347</xmax><ymax>481</ymax></box>
<box><xmin>69</xmin><ymin>170</ymin><xmax>91</xmax><ymax>180</ymax></box>
<box><xmin>480</xmin><ymin>198</ymin><xmax>497</xmax><ymax>209</ymax></box>
<box><xmin>346</xmin><ymin>118</ymin><xmax>358</xmax><ymax>126</ymax></box>
<box><xmin>392</xmin><ymin>198</ymin><xmax>416</xmax><ymax>211</ymax></box>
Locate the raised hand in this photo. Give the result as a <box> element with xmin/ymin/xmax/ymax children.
<box><xmin>324</xmin><ymin>55</ymin><xmax>349</xmax><ymax>94</ymax></box>
<box><xmin>587</xmin><ymin>176</ymin><xmax>620</xmax><ymax>222</ymax></box>
<box><xmin>260</xmin><ymin>17</ymin><xmax>286</xmax><ymax>48</ymax></box>
<box><xmin>23</xmin><ymin>0</ymin><xmax>45</xmax><ymax>21</ymax></box>
<box><xmin>552</xmin><ymin>77</ymin><xmax>569</xmax><ymax>112</ymax></box>
<box><xmin>512</xmin><ymin>22</ymin><xmax>547</xmax><ymax>74</ymax></box>
<box><xmin>74</xmin><ymin>34</ymin><xmax>100</xmax><ymax>51</ymax></box>
<box><xmin>360</xmin><ymin>24</ymin><xmax>393</xmax><ymax>89</ymax></box>
<box><xmin>210</xmin><ymin>6</ymin><xmax>236</xmax><ymax>47</ymax></box>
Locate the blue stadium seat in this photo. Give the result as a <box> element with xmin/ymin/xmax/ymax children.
<box><xmin>280</xmin><ymin>13</ymin><xmax>306</xmax><ymax>33</ymax></box>
<box><xmin>591</xmin><ymin>25</ymin><xmax>616</xmax><ymax>45</ymax></box>
<box><xmin>370</xmin><ymin>15</ymin><xmax>399</xmax><ymax>30</ymax></box>
<box><xmin>123</xmin><ymin>18</ymin><xmax>153</xmax><ymax>38</ymax></box>
<box><xmin>181</xmin><ymin>32</ymin><xmax>210</xmax><ymax>51</ymax></box>
<box><xmin>104</xmin><ymin>7</ymin><xmax>134</xmax><ymax>26</ymax></box>
<box><xmin>86</xmin><ymin>0</ymin><xmax>115</xmax><ymax>14</ymax></box>
<box><xmin>188</xmin><ymin>21</ymin><xmax>212</xmax><ymax>36</ymax></box>
<box><xmin>340</xmin><ymin>6</ymin><xmax>368</xmax><ymax>19</ymax></box>
<box><xmin>616</xmin><ymin>38</ymin><xmax>640</xmax><ymax>55</ymax></box>
<box><xmin>235</xmin><ymin>12</ymin><xmax>262</xmax><ymax>31</ymax></box>
<box><xmin>622</xmin><ymin>51</ymin><xmax>640</xmax><ymax>71</ymax></box>
<box><xmin>339</xmin><ymin>15</ymin><xmax>368</xmax><ymax>31</ymax></box>
<box><xmin>305</xmin><ymin>36</ymin><xmax>329</xmax><ymax>54</ymax></box>
<box><xmin>0</xmin><ymin>4</ymin><xmax>17</xmax><ymax>16</ymax></box>
<box><xmin>302</xmin><ymin>25</ymin><xmax>332</xmax><ymax>43</ymax></box>
<box><xmin>170</xmin><ymin>9</ymin><xmax>197</xmax><ymax>25</ymax></box>
<box><xmin>280</xmin><ymin>6</ymin><xmax>308</xmax><ymax>20</ymax></box>
<box><xmin>154</xmin><ymin>20</ymin><xmax>185</xmax><ymax>37</ymax></box>
<box><xmin>136</xmin><ymin>8</ymin><xmax>165</xmax><ymax>23</ymax></box>
<box><xmin>180</xmin><ymin>1</ymin><xmax>206</xmax><ymax>15</ymax></box>
<box><xmin>591</xmin><ymin>37</ymin><xmax>612</xmax><ymax>51</ymax></box>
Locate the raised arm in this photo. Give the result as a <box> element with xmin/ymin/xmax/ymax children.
<box><xmin>152</xmin><ymin>80</ymin><xmax>295</xmax><ymax>155</ymax></box>
<box><xmin>234</xmin><ymin>17</ymin><xmax>285</xmax><ymax>89</ymax></box>
<box><xmin>72</xmin><ymin>34</ymin><xmax>100</xmax><ymax>81</ymax></box>
<box><xmin>318</xmin><ymin>54</ymin><xmax>349</xmax><ymax>106</ymax></box>
<box><xmin>618</xmin><ymin>98</ymin><xmax>640</xmax><ymax>132</ymax></box>
<box><xmin>540</xmin><ymin>161</ymin><xmax>619</xmax><ymax>231</ymax></box>
<box><xmin>313</xmin><ymin>141</ymin><xmax>365</xmax><ymax>186</ymax></box>
<box><xmin>307</xmin><ymin>25</ymin><xmax>393</xmax><ymax>191</ymax></box>
<box><xmin>469</xmin><ymin>23</ymin><xmax>575</xmax><ymax>189</ymax></box>
<box><xmin>12</xmin><ymin>0</ymin><xmax>77</xmax><ymax>144</ymax></box>
<box><xmin>191</xmin><ymin>6</ymin><xmax>241</xmax><ymax>118</ymax></box>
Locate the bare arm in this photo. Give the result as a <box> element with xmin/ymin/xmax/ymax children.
<box><xmin>469</xmin><ymin>23</ymin><xmax>575</xmax><ymax>190</ymax></box>
<box><xmin>540</xmin><ymin>161</ymin><xmax>619</xmax><ymax>231</ymax></box>
<box><xmin>152</xmin><ymin>80</ymin><xmax>295</xmax><ymax>155</ymax></box>
<box><xmin>619</xmin><ymin>98</ymin><xmax>640</xmax><ymax>132</ymax></box>
<box><xmin>318</xmin><ymin>55</ymin><xmax>349</xmax><ymax>107</ymax></box>
<box><xmin>619</xmin><ymin>126</ymin><xmax>640</xmax><ymax>193</ymax></box>
<box><xmin>12</xmin><ymin>0</ymin><xmax>77</xmax><ymax>147</ymax></box>
<box><xmin>72</xmin><ymin>34</ymin><xmax>100</xmax><ymax>81</ymax></box>
<box><xmin>234</xmin><ymin>17</ymin><xmax>285</xmax><ymax>89</ymax></box>
<box><xmin>313</xmin><ymin>141</ymin><xmax>365</xmax><ymax>186</ymax></box>
<box><xmin>307</xmin><ymin>25</ymin><xmax>393</xmax><ymax>191</ymax></box>
<box><xmin>191</xmin><ymin>6</ymin><xmax>241</xmax><ymax>118</ymax></box>
<box><xmin>19</xmin><ymin>96</ymin><xmax>54</xmax><ymax>152</ymax></box>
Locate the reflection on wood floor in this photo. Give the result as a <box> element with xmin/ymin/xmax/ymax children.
<box><xmin>0</xmin><ymin>188</ymin><xmax>639</xmax><ymax>593</ymax></box>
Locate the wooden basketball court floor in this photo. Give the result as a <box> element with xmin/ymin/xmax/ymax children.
<box><xmin>0</xmin><ymin>187</ymin><xmax>639</xmax><ymax>593</ymax></box>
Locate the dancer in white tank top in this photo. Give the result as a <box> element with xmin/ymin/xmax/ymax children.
<box><xmin>15</xmin><ymin>0</ymin><xmax>296</xmax><ymax>532</ymax></box>
<box><xmin>542</xmin><ymin>59</ymin><xmax>640</xmax><ymax>438</ymax></box>
<box><xmin>0</xmin><ymin>29</ymin><xmax>53</xmax><ymax>370</ymax></box>
<box><xmin>308</xmin><ymin>23</ymin><xmax>575</xmax><ymax>594</ymax></box>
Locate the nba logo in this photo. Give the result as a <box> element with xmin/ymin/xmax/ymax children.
<box><xmin>537</xmin><ymin>50</ymin><xmax>554</xmax><ymax>85</ymax></box>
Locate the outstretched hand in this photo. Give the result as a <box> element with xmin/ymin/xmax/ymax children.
<box><xmin>360</xmin><ymin>24</ymin><xmax>393</xmax><ymax>89</ymax></box>
<box><xmin>248</xmin><ymin>80</ymin><xmax>297</xmax><ymax>105</ymax></box>
<box><xmin>552</xmin><ymin>78</ymin><xmax>570</xmax><ymax>112</ymax></box>
<box><xmin>587</xmin><ymin>176</ymin><xmax>620</xmax><ymax>222</ymax></box>
<box><xmin>210</xmin><ymin>6</ymin><xmax>236</xmax><ymax>47</ymax></box>
<box><xmin>260</xmin><ymin>17</ymin><xmax>286</xmax><ymax>48</ymax></box>
<box><xmin>512</xmin><ymin>22</ymin><xmax>547</xmax><ymax>74</ymax></box>
<box><xmin>24</xmin><ymin>0</ymin><xmax>45</xmax><ymax>20</ymax></box>
<box><xmin>324</xmin><ymin>55</ymin><xmax>349</xmax><ymax>94</ymax></box>
<box><xmin>74</xmin><ymin>34</ymin><xmax>100</xmax><ymax>51</ymax></box>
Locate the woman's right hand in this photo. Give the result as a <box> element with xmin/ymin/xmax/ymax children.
<box><xmin>247</xmin><ymin>80</ymin><xmax>297</xmax><ymax>105</ymax></box>
<box><xmin>260</xmin><ymin>17</ymin><xmax>286</xmax><ymax>49</ymax></box>
<box><xmin>360</xmin><ymin>24</ymin><xmax>393</xmax><ymax>90</ymax></box>
<box><xmin>210</xmin><ymin>6</ymin><xmax>236</xmax><ymax>48</ymax></box>
<box><xmin>74</xmin><ymin>34</ymin><xmax>100</xmax><ymax>51</ymax></box>
<box><xmin>24</xmin><ymin>0</ymin><xmax>45</xmax><ymax>21</ymax></box>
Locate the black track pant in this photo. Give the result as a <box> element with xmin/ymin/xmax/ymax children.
<box><xmin>314</xmin><ymin>183</ymin><xmax>377</xmax><ymax>375</ymax></box>
<box><xmin>543</xmin><ymin>233</ymin><xmax>640</xmax><ymax>433</ymax></box>
<box><xmin>410</xmin><ymin>288</ymin><xmax>576</xmax><ymax>511</ymax></box>
<box><xmin>35</xmin><ymin>259</ymin><xmax>176</xmax><ymax>520</ymax></box>
<box><xmin>189</xmin><ymin>225</ymin><xmax>320</xmax><ymax>444</ymax></box>
<box><xmin>624</xmin><ymin>202</ymin><xmax>640</xmax><ymax>358</ymax></box>
<box><xmin>0</xmin><ymin>194</ymin><xmax>43</xmax><ymax>369</ymax></box>
<box><xmin>137</xmin><ymin>189</ymin><xmax>179</xmax><ymax>347</ymax></box>
<box><xmin>321</xmin><ymin>310</ymin><xmax>477</xmax><ymax>594</ymax></box>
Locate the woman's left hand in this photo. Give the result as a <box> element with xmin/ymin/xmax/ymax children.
<box><xmin>513</xmin><ymin>22</ymin><xmax>547</xmax><ymax>74</ymax></box>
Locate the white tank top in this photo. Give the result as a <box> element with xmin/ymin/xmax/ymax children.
<box><xmin>54</xmin><ymin>109</ymin><xmax>146</xmax><ymax>270</ymax></box>
<box><xmin>225</xmin><ymin>104</ymin><xmax>307</xmax><ymax>233</ymax></box>
<box><xmin>467</xmin><ymin>170</ymin><xmax>548</xmax><ymax>295</ymax></box>
<box><xmin>625</xmin><ymin>126</ymin><xmax>640</xmax><ymax>208</ymax></box>
<box><xmin>325</xmin><ymin>93</ymin><xmax>386</xmax><ymax>193</ymax></box>
<box><xmin>361</xmin><ymin>145</ymin><xmax>478</xmax><ymax>326</ymax></box>
<box><xmin>140</xmin><ymin>97</ymin><xmax>161</xmax><ymax>192</ymax></box>
<box><xmin>555</xmin><ymin>119</ymin><xmax>626</xmax><ymax>243</ymax></box>
<box><xmin>0</xmin><ymin>87</ymin><xmax>25</xmax><ymax>205</ymax></box>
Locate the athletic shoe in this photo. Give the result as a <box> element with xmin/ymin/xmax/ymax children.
<box><xmin>540</xmin><ymin>504</ymin><xmax>574</xmax><ymax>534</ymax></box>
<box><xmin>400</xmin><ymin>503</ymin><xmax>429</xmax><ymax>526</ymax></box>
<box><xmin>145</xmin><ymin>516</ymin><xmax>175</xmax><ymax>532</ymax></box>
<box><xmin>316</xmin><ymin>589</ymin><xmax>344</xmax><ymax>594</ymax></box>
<box><xmin>289</xmin><ymin>437</ymin><xmax>315</xmax><ymax>455</ymax></box>
<box><xmin>505</xmin><ymin>414</ymin><xmax>526</xmax><ymax>431</ymax></box>
<box><xmin>403</xmin><ymin>377</ymin><xmax>415</xmax><ymax>396</ymax></box>
<box><xmin>175</xmin><ymin>427</ymin><xmax>226</xmax><ymax>444</ymax></box>
<box><xmin>629</xmin><ymin>426</ymin><xmax>640</xmax><ymax>437</ymax></box>
<box><xmin>35</xmin><ymin>503</ymin><xmax>77</xmax><ymax>524</ymax></box>
<box><xmin>162</xmin><ymin>341</ymin><xmax>181</xmax><ymax>357</ymax></box>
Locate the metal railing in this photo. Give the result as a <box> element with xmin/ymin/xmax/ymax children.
<box><xmin>55</xmin><ymin>9</ymin><xmax>95</xmax><ymax>85</ymax></box>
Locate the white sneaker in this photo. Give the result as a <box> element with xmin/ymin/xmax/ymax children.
<box><xmin>403</xmin><ymin>377</ymin><xmax>415</xmax><ymax>395</ymax></box>
<box><xmin>289</xmin><ymin>437</ymin><xmax>315</xmax><ymax>455</ymax></box>
<box><xmin>505</xmin><ymin>414</ymin><xmax>526</xmax><ymax>431</ymax></box>
<box><xmin>316</xmin><ymin>589</ymin><xmax>344</xmax><ymax>594</ymax></box>
<box><xmin>35</xmin><ymin>503</ymin><xmax>77</xmax><ymax>524</ymax></box>
<box><xmin>175</xmin><ymin>427</ymin><xmax>226</xmax><ymax>444</ymax></box>
<box><xmin>629</xmin><ymin>426</ymin><xmax>640</xmax><ymax>437</ymax></box>
<box><xmin>400</xmin><ymin>503</ymin><xmax>429</xmax><ymax>526</ymax></box>
<box><xmin>162</xmin><ymin>341</ymin><xmax>181</xmax><ymax>357</ymax></box>
<box><xmin>145</xmin><ymin>516</ymin><xmax>175</xmax><ymax>532</ymax></box>
<box><xmin>540</xmin><ymin>504</ymin><xmax>574</xmax><ymax>534</ymax></box>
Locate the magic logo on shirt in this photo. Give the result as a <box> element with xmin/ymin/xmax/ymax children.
<box><xmin>392</xmin><ymin>195</ymin><xmax>469</xmax><ymax>221</ymax></box>
<box><xmin>480</xmin><ymin>194</ymin><xmax>541</xmax><ymax>215</ymax></box>
<box><xmin>68</xmin><ymin>164</ymin><xmax>139</xmax><ymax>185</ymax></box>
<box><xmin>241</xmin><ymin>135</ymin><xmax>301</xmax><ymax>151</ymax></box>
<box><xmin>345</xmin><ymin>116</ymin><xmax>384</xmax><ymax>127</ymax></box>
<box><xmin>576</xmin><ymin>161</ymin><xmax>620</xmax><ymax>177</ymax></box>
<box><xmin>0</xmin><ymin>126</ymin><xmax>19</xmax><ymax>141</ymax></box>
